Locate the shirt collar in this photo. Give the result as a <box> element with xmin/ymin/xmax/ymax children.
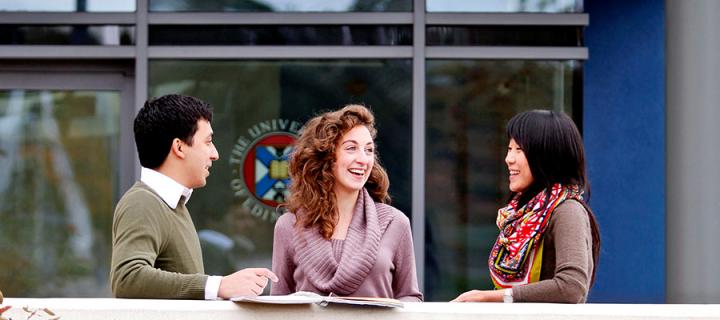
<box><xmin>140</xmin><ymin>167</ymin><xmax>193</xmax><ymax>209</ymax></box>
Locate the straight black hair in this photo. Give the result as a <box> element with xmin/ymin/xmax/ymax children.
<box><xmin>507</xmin><ymin>110</ymin><xmax>587</xmax><ymax>203</ymax></box>
<box><xmin>506</xmin><ymin>109</ymin><xmax>601</xmax><ymax>286</ymax></box>
<box><xmin>133</xmin><ymin>94</ymin><xmax>213</xmax><ymax>169</ymax></box>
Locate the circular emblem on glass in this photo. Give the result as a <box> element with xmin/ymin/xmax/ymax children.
<box><xmin>229</xmin><ymin>119</ymin><xmax>302</xmax><ymax>222</ymax></box>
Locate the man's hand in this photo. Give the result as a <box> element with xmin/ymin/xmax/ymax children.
<box><xmin>218</xmin><ymin>268</ymin><xmax>278</xmax><ymax>299</ymax></box>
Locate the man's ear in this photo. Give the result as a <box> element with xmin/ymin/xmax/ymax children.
<box><xmin>171</xmin><ymin>138</ymin><xmax>186</xmax><ymax>159</ymax></box>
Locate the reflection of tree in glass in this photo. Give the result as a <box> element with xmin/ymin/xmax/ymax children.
<box><xmin>276</xmin><ymin>60</ymin><xmax>412</xmax><ymax>214</ymax></box>
<box><xmin>424</xmin><ymin>60</ymin><xmax>576</xmax><ymax>300</ymax></box>
<box><xmin>0</xmin><ymin>90</ymin><xmax>117</xmax><ymax>297</ymax></box>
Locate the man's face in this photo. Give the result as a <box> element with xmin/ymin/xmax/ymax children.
<box><xmin>182</xmin><ymin>119</ymin><xmax>219</xmax><ymax>189</ymax></box>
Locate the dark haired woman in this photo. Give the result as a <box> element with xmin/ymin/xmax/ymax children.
<box><xmin>453</xmin><ymin>110</ymin><xmax>600</xmax><ymax>303</ymax></box>
<box><xmin>271</xmin><ymin>104</ymin><xmax>423</xmax><ymax>301</ymax></box>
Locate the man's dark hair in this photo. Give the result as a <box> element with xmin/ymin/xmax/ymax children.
<box><xmin>133</xmin><ymin>94</ymin><xmax>213</xmax><ymax>169</ymax></box>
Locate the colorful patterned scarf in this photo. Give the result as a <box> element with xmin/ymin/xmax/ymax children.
<box><xmin>488</xmin><ymin>183</ymin><xmax>583</xmax><ymax>288</ymax></box>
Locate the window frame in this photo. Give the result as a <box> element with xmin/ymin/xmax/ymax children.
<box><xmin>0</xmin><ymin>0</ymin><xmax>588</xmax><ymax>297</ymax></box>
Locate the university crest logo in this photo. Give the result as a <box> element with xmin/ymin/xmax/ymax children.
<box><xmin>229</xmin><ymin>119</ymin><xmax>302</xmax><ymax>222</ymax></box>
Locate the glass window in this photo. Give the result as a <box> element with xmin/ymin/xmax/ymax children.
<box><xmin>427</xmin><ymin>26</ymin><xmax>581</xmax><ymax>46</ymax></box>
<box><xmin>0</xmin><ymin>0</ymin><xmax>135</xmax><ymax>12</ymax></box>
<box><xmin>424</xmin><ymin>60</ymin><xmax>580</xmax><ymax>301</ymax></box>
<box><xmin>150</xmin><ymin>0</ymin><xmax>411</xmax><ymax>12</ymax></box>
<box><xmin>149</xmin><ymin>59</ymin><xmax>412</xmax><ymax>277</ymax></box>
<box><xmin>0</xmin><ymin>90</ymin><xmax>120</xmax><ymax>297</ymax></box>
<box><xmin>0</xmin><ymin>25</ymin><xmax>135</xmax><ymax>45</ymax></box>
<box><xmin>427</xmin><ymin>0</ymin><xmax>580</xmax><ymax>13</ymax></box>
<box><xmin>150</xmin><ymin>25</ymin><xmax>411</xmax><ymax>46</ymax></box>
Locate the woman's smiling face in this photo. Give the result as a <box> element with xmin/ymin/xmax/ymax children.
<box><xmin>333</xmin><ymin>125</ymin><xmax>375</xmax><ymax>197</ymax></box>
<box><xmin>505</xmin><ymin>138</ymin><xmax>534</xmax><ymax>193</ymax></box>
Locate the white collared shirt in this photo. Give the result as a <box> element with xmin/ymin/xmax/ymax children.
<box><xmin>140</xmin><ymin>167</ymin><xmax>193</xmax><ymax>209</ymax></box>
<box><xmin>140</xmin><ymin>167</ymin><xmax>223</xmax><ymax>300</ymax></box>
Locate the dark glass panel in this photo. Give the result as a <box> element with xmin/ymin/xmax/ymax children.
<box><xmin>427</xmin><ymin>26</ymin><xmax>582</xmax><ymax>47</ymax></box>
<box><xmin>150</xmin><ymin>25</ymin><xmax>412</xmax><ymax>46</ymax></box>
<box><xmin>0</xmin><ymin>25</ymin><xmax>135</xmax><ymax>45</ymax></box>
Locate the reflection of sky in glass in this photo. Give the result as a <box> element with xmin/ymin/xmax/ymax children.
<box><xmin>149</xmin><ymin>0</ymin><xmax>386</xmax><ymax>12</ymax></box>
<box><xmin>0</xmin><ymin>0</ymin><xmax>576</xmax><ymax>12</ymax></box>
<box><xmin>253</xmin><ymin>0</ymin><xmax>359</xmax><ymax>11</ymax></box>
<box><xmin>0</xmin><ymin>0</ymin><xmax>134</xmax><ymax>12</ymax></box>
<box><xmin>427</xmin><ymin>0</ymin><xmax>577</xmax><ymax>12</ymax></box>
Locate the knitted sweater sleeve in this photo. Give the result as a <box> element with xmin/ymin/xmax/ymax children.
<box><xmin>511</xmin><ymin>200</ymin><xmax>593</xmax><ymax>303</ymax></box>
<box><xmin>391</xmin><ymin>213</ymin><xmax>424</xmax><ymax>302</ymax></box>
<box><xmin>271</xmin><ymin>213</ymin><xmax>296</xmax><ymax>295</ymax></box>
<box><xmin>110</xmin><ymin>190</ymin><xmax>207</xmax><ymax>299</ymax></box>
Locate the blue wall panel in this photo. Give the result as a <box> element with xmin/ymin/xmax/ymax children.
<box><xmin>584</xmin><ymin>0</ymin><xmax>665</xmax><ymax>303</ymax></box>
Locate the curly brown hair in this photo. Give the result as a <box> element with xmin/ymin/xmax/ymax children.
<box><xmin>286</xmin><ymin>104</ymin><xmax>390</xmax><ymax>239</ymax></box>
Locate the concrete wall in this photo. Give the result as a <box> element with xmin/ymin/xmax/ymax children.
<box><xmin>666</xmin><ymin>0</ymin><xmax>720</xmax><ymax>303</ymax></box>
<box><xmin>3</xmin><ymin>298</ymin><xmax>720</xmax><ymax>320</ymax></box>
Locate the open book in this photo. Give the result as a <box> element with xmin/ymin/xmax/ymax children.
<box><xmin>231</xmin><ymin>291</ymin><xmax>404</xmax><ymax>308</ymax></box>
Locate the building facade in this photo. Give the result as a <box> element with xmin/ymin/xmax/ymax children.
<box><xmin>1</xmin><ymin>0</ymin><xmax>715</xmax><ymax>303</ymax></box>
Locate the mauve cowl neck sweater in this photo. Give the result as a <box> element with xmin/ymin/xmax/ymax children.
<box><xmin>271</xmin><ymin>189</ymin><xmax>423</xmax><ymax>301</ymax></box>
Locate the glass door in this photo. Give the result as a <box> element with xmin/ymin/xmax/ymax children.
<box><xmin>0</xmin><ymin>67</ymin><xmax>133</xmax><ymax>297</ymax></box>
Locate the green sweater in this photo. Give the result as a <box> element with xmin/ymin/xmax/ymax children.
<box><xmin>110</xmin><ymin>181</ymin><xmax>207</xmax><ymax>299</ymax></box>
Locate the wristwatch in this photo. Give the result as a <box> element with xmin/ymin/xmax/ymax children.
<box><xmin>503</xmin><ymin>288</ymin><xmax>513</xmax><ymax>303</ymax></box>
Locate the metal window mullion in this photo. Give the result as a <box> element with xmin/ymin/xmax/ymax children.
<box><xmin>0</xmin><ymin>72</ymin><xmax>126</xmax><ymax>90</ymax></box>
<box><xmin>133</xmin><ymin>0</ymin><xmax>149</xmax><ymax>182</ymax></box>
<box><xmin>412</xmin><ymin>0</ymin><xmax>427</xmax><ymax>293</ymax></box>
<box><xmin>148</xmin><ymin>12</ymin><xmax>413</xmax><ymax>25</ymax></box>
<box><xmin>148</xmin><ymin>46</ymin><xmax>413</xmax><ymax>59</ymax></box>
<box><xmin>426</xmin><ymin>46</ymin><xmax>588</xmax><ymax>60</ymax></box>
<box><xmin>0</xmin><ymin>12</ymin><xmax>136</xmax><ymax>24</ymax></box>
<box><xmin>0</xmin><ymin>46</ymin><xmax>135</xmax><ymax>58</ymax></box>
<box><xmin>120</xmin><ymin>73</ymin><xmax>136</xmax><ymax>194</ymax></box>
<box><xmin>426</xmin><ymin>13</ymin><xmax>588</xmax><ymax>25</ymax></box>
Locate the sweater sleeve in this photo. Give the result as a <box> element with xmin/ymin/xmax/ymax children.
<box><xmin>271</xmin><ymin>213</ymin><xmax>297</xmax><ymax>295</ymax></box>
<box><xmin>391</xmin><ymin>214</ymin><xmax>424</xmax><ymax>302</ymax></box>
<box><xmin>110</xmin><ymin>191</ymin><xmax>207</xmax><ymax>299</ymax></box>
<box><xmin>512</xmin><ymin>200</ymin><xmax>593</xmax><ymax>303</ymax></box>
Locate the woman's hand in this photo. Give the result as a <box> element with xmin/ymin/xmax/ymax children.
<box><xmin>451</xmin><ymin>289</ymin><xmax>504</xmax><ymax>302</ymax></box>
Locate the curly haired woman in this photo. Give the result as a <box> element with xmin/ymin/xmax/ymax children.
<box><xmin>270</xmin><ymin>104</ymin><xmax>422</xmax><ymax>301</ymax></box>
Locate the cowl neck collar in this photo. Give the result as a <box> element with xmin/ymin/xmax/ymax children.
<box><xmin>294</xmin><ymin>188</ymin><xmax>394</xmax><ymax>295</ymax></box>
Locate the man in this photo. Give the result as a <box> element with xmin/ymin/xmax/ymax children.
<box><xmin>111</xmin><ymin>94</ymin><xmax>277</xmax><ymax>299</ymax></box>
